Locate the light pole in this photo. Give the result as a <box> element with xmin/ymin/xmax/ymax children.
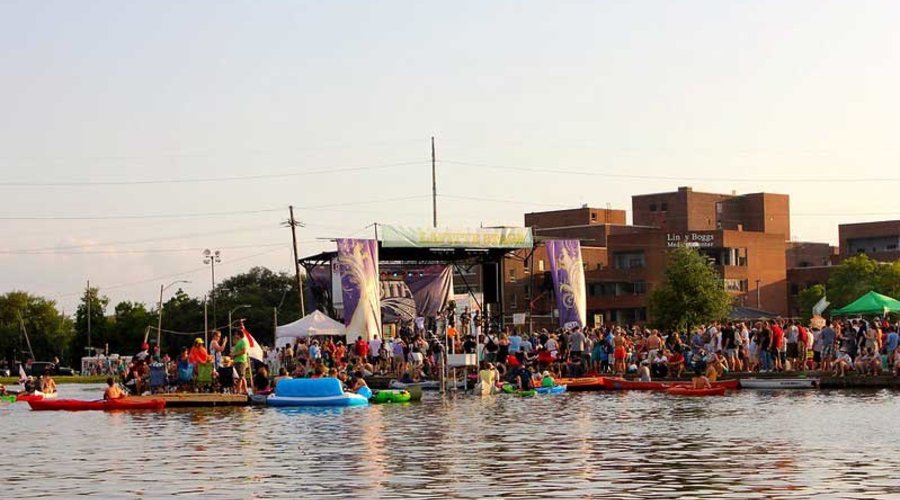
<box><xmin>229</xmin><ymin>304</ymin><xmax>251</xmax><ymax>339</ymax></box>
<box><xmin>157</xmin><ymin>280</ymin><xmax>191</xmax><ymax>348</ymax></box>
<box><xmin>203</xmin><ymin>249</ymin><xmax>221</xmax><ymax>330</ymax></box>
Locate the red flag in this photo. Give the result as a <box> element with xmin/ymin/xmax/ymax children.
<box><xmin>240</xmin><ymin>322</ymin><xmax>264</xmax><ymax>362</ymax></box>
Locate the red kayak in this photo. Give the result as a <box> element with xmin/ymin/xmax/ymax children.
<box><xmin>555</xmin><ymin>377</ymin><xmax>605</xmax><ymax>391</ymax></box>
<box><xmin>28</xmin><ymin>398</ymin><xmax>166</xmax><ymax>411</ymax></box>
<box><xmin>16</xmin><ymin>394</ymin><xmax>44</xmax><ymax>403</ymax></box>
<box><xmin>666</xmin><ymin>386</ymin><xmax>726</xmax><ymax>397</ymax></box>
<box><xmin>599</xmin><ymin>377</ymin><xmax>668</xmax><ymax>391</ymax></box>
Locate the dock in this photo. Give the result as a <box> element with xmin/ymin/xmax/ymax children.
<box><xmin>131</xmin><ymin>393</ymin><xmax>249</xmax><ymax>408</ymax></box>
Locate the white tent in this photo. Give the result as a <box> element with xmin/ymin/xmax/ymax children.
<box><xmin>274</xmin><ymin>310</ymin><xmax>345</xmax><ymax>347</ymax></box>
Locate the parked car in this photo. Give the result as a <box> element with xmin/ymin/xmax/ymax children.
<box><xmin>20</xmin><ymin>362</ymin><xmax>76</xmax><ymax>377</ymax></box>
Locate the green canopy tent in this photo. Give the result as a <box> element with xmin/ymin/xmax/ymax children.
<box><xmin>831</xmin><ymin>291</ymin><xmax>900</xmax><ymax>316</ymax></box>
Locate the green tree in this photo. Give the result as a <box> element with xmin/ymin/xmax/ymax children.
<box><xmin>647</xmin><ymin>246</ymin><xmax>732</xmax><ymax>332</ymax></box>
<box><xmin>108</xmin><ymin>301</ymin><xmax>154</xmax><ymax>354</ymax></box>
<box><xmin>72</xmin><ymin>287</ymin><xmax>110</xmax><ymax>359</ymax></box>
<box><xmin>214</xmin><ymin>266</ymin><xmax>300</xmax><ymax>345</ymax></box>
<box><xmin>157</xmin><ymin>289</ymin><xmax>204</xmax><ymax>354</ymax></box>
<box><xmin>0</xmin><ymin>291</ymin><xmax>75</xmax><ymax>364</ymax></box>
<box><xmin>797</xmin><ymin>284</ymin><xmax>827</xmax><ymax>322</ymax></box>
<box><xmin>826</xmin><ymin>255</ymin><xmax>900</xmax><ymax>308</ymax></box>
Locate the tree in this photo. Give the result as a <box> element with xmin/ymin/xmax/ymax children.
<box><xmin>0</xmin><ymin>291</ymin><xmax>75</xmax><ymax>365</ymax></box>
<box><xmin>108</xmin><ymin>301</ymin><xmax>154</xmax><ymax>355</ymax></box>
<box><xmin>214</xmin><ymin>266</ymin><xmax>300</xmax><ymax>345</ymax></box>
<box><xmin>827</xmin><ymin>255</ymin><xmax>900</xmax><ymax>308</ymax></box>
<box><xmin>797</xmin><ymin>284</ymin><xmax>827</xmax><ymax>322</ymax></box>
<box><xmin>647</xmin><ymin>246</ymin><xmax>732</xmax><ymax>332</ymax></box>
<box><xmin>72</xmin><ymin>287</ymin><xmax>110</xmax><ymax>360</ymax></box>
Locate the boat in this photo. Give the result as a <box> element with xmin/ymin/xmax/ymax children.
<box><xmin>555</xmin><ymin>377</ymin><xmax>605</xmax><ymax>391</ymax></box>
<box><xmin>599</xmin><ymin>377</ymin><xmax>668</xmax><ymax>391</ymax></box>
<box><xmin>739</xmin><ymin>378</ymin><xmax>819</xmax><ymax>389</ymax></box>
<box><xmin>370</xmin><ymin>389</ymin><xmax>412</xmax><ymax>404</ymax></box>
<box><xmin>667</xmin><ymin>379</ymin><xmax>740</xmax><ymax>390</ymax></box>
<box><xmin>501</xmin><ymin>384</ymin><xmax>536</xmax><ymax>397</ymax></box>
<box><xmin>267</xmin><ymin>378</ymin><xmax>369</xmax><ymax>407</ymax></box>
<box><xmin>534</xmin><ymin>385</ymin><xmax>567</xmax><ymax>395</ymax></box>
<box><xmin>28</xmin><ymin>398</ymin><xmax>166</xmax><ymax>411</ymax></box>
<box><xmin>15</xmin><ymin>391</ymin><xmax>57</xmax><ymax>403</ymax></box>
<box><xmin>1</xmin><ymin>395</ymin><xmax>15</xmax><ymax>404</ymax></box>
<box><xmin>666</xmin><ymin>386</ymin><xmax>727</xmax><ymax>397</ymax></box>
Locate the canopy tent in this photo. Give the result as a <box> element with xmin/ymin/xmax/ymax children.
<box><xmin>831</xmin><ymin>291</ymin><xmax>900</xmax><ymax>316</ymax></box>
<box><xmin>275</xmin><ymin>310</ymin><xmax>345</xmax><ymax>347</ymax></box>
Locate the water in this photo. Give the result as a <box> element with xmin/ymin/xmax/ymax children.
<box><xmin>3</xmin><ymin>384</ymin><xmax>900</xmax><ymax>499</ymax></box>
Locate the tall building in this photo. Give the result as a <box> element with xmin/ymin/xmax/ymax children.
<box><xmin>504</xmin><ymin>186</ymin><xmax>790</xmax><ymax>328</ymax></box>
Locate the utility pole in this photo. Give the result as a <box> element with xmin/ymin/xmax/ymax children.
<box><xmin>203</xmin><ymin>249</ymin><xmax>221</xmax><ymax>328</ymax></box>
<box><xmin>288</xmin><ymin>206</ymin><xmax>306</xmax><ymax>317</ymax></box>
<box><xmin>431</xmin><ymin>136</ymin><xmax>437</xmax><ymax>228</ymax></box>
<box><xmin>86</xmin><ymin>280</ymin><xmax>92</xmax><ymax>355</ymax></box>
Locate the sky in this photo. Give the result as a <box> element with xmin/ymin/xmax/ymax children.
<box><xmin>2</xmin><ymin>1</ymin><xmax>900</xmax><ymax>313</ymax></box>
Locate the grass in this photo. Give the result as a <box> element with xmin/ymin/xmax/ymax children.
<box><xmin>0</xmin><ymin>375</ymin><xmax>108</xmax><ymax>385</ymax></box>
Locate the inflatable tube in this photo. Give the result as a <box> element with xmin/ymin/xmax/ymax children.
<box><xmin>356</xmin><ymin>386</ymin><xmax>373</xmax><ymax>399</ymax></box>
<box><xmin>268</xmin><ymin>377</ymin><xmax>369</xmax><ymax>407</ymax></box>
<box><xmin>535</xmin><ymin>385</ymin><xmax>567</xmax><ymax>395</ymax></box>
<box><xmin>28</xmin><ymin>398</ymin><xmax>166</xmax><ymax>411</ymax></box>
<box><xmin>371</xmin><ymin>390</ymin><xmax>411</xmax><ymax>404</ymax></box>
<box><xmin>666</xmin><ymin>386</ymin><xmax>726</xmax><ymax>397</ymax></box>
<box><xmin>1</xmin><ymin>395</ymin><xmax>15</xmax><ymax>404</ymax></box>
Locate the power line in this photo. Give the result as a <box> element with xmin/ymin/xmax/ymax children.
<box><xmin>441</xmin><ymin>159</ymin><xmax>900</xmax><ymax>183</ymax></box>
<box><xmin>0</xmin><ymin>160</ymin><xmax>425</xmax><ymax>187</ymax></box>
<box><xmin>0</xmin><ymin>195</ymin><xmax>430</xmax><ymax>221</ymax></box>
<box><xmin>0</xmin><ymin>242</ymin><xmax>298</xmax><ymax>256</ymax></box>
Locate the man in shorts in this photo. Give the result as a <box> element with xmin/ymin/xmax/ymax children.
<box><xmin>820</xmin><ymin>320</ymin><xmax>837</xmax><ymax>371</ymax></box>
<box><xmin>231</xmin><ymin>329</ymin><xmax>249</xmax><ymax>394</ymax></box>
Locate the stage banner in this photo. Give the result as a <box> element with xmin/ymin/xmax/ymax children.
<box><xmin>336</xmin><ymin>239</ymin><xmax>381</xmax><ymax>342</ymax></box>
<box><xmin>381</xmin><ymin>225</ymin><xmax>533</xmax><ymax>249</ymax></box>
<box><xmin>546</xmin><ymin>239</ymin><xmax>587</xmax><ymax>329</ymax></box>
<box><xmin>378</xmin><ymin>264</ymin><xmax>454</xmax><ymax>323</ymax></box>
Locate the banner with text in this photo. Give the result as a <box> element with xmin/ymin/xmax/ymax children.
<box><xmin>381</xmin><ymin>225</ymin><xmax>533</xmax><ymax>249</ymax></box>
<box><xmin>336</xmin><ymin>239</ymin><xmax>382</xmax><ymax>342</ymax></box>
<box><xmin>546</xmin><ymin>239</ymin><xmax>587</xmax><ymax>329</ymax></box>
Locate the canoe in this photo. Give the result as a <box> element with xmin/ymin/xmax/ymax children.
<box><xmin>370</xmin><ymin>389</ymin><xmax>412</xmax><ymax>404</ymax></box>
<box><xmin>667</xmin><ymin>379</ymin><xmax>740</xmax><ymax>391</ymax></box>
<box><xmin>739</xmin><ymin>378</ymin><xmax>818</xmax><ymax>389</ymax></box>
<box><xmin>534</xmin><ymin>385</ymin><xmax>567</xmax><ymax>395</ymax></box>
<box><xmin>267</xmin><ymin>378</ymin><xmax>369</xmax><ymax>407</ymax></box>
<box><xmin>28</xmin><ymin>398</ymin><xmax>166</xmax><ymax>411</ymax></box>
<box><xmin>666</xmin><ymin>386</ymin><xmax>726</xmax><ymax>397</ymax></box>
<box><xmin>599</xmin><ymin>377</ymin><xmax>668</xmax><ymax>391</ymax></box>
<box><xmin>16</xmin><ymin>393</ymin><xmax>44</xmax><ymax>403</ymax></box>
<box><xmin>555</xmin><ymin>377</ymin><xmax>605</xmax><ymax>391</ymax></box>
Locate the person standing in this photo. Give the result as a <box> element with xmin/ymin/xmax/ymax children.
<box><xmin>209</xmin><ymin>330</ymin><xmax>227</xmax><ymax>369</ymax></box>
<box><xmin>231</xmin><ymin>329</ymin><xmax>249</xmax><ymax>394</ymax></box>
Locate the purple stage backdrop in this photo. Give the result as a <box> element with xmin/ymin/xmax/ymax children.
<box><xmin>546</xmin><ymin>239</ymin><xmax>587</xmax><ymax>329</ymax></box>
<box><xmin>336</xmin><ymin>239</ymin><xmax>381</xmax><ymax>341</ymax></box>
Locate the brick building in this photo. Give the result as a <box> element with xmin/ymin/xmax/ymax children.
<box><xmin>504</xmin><ymin>187</ymin><xmax>791</xmax><ymax>328</ymax></box>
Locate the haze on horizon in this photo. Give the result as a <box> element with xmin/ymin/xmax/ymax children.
<box><xmin>2</xmin><ymin>1</ymin><xmax>899</xmax><ymax>312</ymax></box>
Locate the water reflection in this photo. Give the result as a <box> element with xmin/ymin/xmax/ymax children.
<box><xmin>3</xmin><ymin>384</ymin><xmax>900</xmax><ymax>498</ymax></box>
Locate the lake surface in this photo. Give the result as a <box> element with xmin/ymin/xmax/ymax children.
<box><xmin>3</xmin><ymin>384</ymin><xmax>899</xmax><ymax>498</ymax></box>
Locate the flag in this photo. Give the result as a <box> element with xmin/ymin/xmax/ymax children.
<box><xmin>546</xmin><ymin>240</ymin><xmax>587</xmax><ymax>329</ymax></box>
<box><xmin>18</xmin><ymin>365</ymin><xmax>27</xmax><ymax>385</ymax></box>
<box><xmin>812</xmin><ymin>295</ymin><xmax>830</xmax><ymax>316</ymax></box>
<box><xmin>240</xmin><ymin>322</ymin><xmax>264</xmax><ymax>362</ymax></box>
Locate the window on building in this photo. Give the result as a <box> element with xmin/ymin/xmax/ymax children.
<box><xmin>660</xmin><ymin>203</ymin><xmax>668</xmax><ymax>212</ymax></box>
<box><xmin>590</xmin><ymin>212</ymin><xmax>597</xmax><ymax>222</ymax></box>
<box><xmin>538</xmin><ymin>260</ymin><xmax>545</xmax><ymax>272</ymax></box>
<box><xmin>649</xmin><ymin>204</ymin><xmax>657</xmax><ymax>212</ymax></box>
<box><xmin>614</xmin><ymin>251</ymin><xmax>645</xmax><ymax>269</ymax></box>
<box><xmin>508</xmin><ymin>268</ymin><xmax>517</xmax><ymax>282</ymax></box>
<box><xmin>790</xmin><ymin>284</ymin><xmax>800</xmax><ymax>295</ymax></box>
<box><xmin>510</xmin><ymin>294</ymin><xmax>517</xmax><ymax>310</ymax></box>
<box><xmin>724</xmin><ymin>279</ymin><xmax>748</xmax><ymax>292</ymax></box>
<box><xmin>634</xmin><ymin>281</ymin><xmax>647</xmax><ymax>294</ymax></box>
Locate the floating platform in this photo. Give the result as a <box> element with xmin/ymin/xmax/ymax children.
<box><xmin>130</xmin><ymin>393</ymin><xmax>249</xmax><ymax>408</ymax></box>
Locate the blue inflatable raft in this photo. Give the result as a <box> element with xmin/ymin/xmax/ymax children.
<box><xmin>535</xmin><ymin>384</ymin><xmax>567</xmax><ymax>395</ymax></box>
<box><xmin>267</xmin><ymin>378</ymin><xmax>369</xmax><ymax>407</ymax></box>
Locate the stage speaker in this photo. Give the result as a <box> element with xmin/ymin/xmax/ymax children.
<box><xmin>482</xmin><ymin>262</ymin><xmax>500</xmax><ymax>303</ymax></box>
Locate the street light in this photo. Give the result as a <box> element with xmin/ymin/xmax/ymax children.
<box><xmin>229</xmin><ymin>304</ymin><xmax>251</xmax><ymax>338</ymax></box>
<box><xmin>157</xmin><ymin>280</ymin><xmax>191</xmax><ymax>348</ymax></box>
<box><xmin>203</xmin><ymin>249</ymin><xmax>221</xmax><ymax>332</ymax></box>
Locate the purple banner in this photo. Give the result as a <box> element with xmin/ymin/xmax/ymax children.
<box><xmin>546</xmin><ymin>239</ymin><xmax>587</xmax><ymax>329</ymax></box>
<box><xmin>336</xmin><ymin>239</ymin><xmax>381</xmax><ymax>341</ymax></box>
